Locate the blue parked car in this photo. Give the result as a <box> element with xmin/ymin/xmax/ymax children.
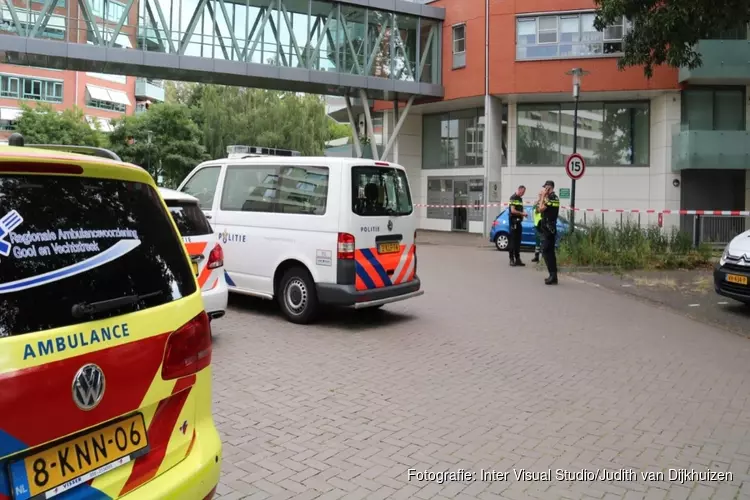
<box><xmin>489</xmin><ymin>206</ymin><xmax>570</xmax><ymax>251</ymax></box>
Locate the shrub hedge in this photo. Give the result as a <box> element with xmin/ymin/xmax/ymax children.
<box><xmin>557</xmin><ymin>221</ymin><xmax>714</xmax><ymax>271</ymax></box>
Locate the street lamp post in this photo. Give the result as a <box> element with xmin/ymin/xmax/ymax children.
<box><xmin>565</xmin><ymin>67</ymin><xmax>588</xmax><ymax>233</ymax></box>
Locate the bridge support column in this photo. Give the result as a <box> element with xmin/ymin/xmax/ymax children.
<box><xmin>392</xmin><ymin>99</ymin><xmax>399</xmax><ymax>164</ymax></box>
<box><xmin>380</xmin><ymin>95</ymin><xmax>414</xmax><ymax>161</ymax></box>
<box><xmin>344</xmin><ymin>96</ymin><xmax>362</xmax><ymax>158</ymax></box>
<box><xmin>359</xmin><ymin>88</ymin><xmax>379</xmax><ymax>160</ymax></box>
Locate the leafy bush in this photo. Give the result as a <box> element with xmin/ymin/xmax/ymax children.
<box><xmin>557</xmin><ymin>221</ymin><xmax>713</xmax><ymax>270</ymax></box>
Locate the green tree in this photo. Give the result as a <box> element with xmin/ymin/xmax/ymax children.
<box><xmin>327</xmin><ymin>118</ymin><xmax>353</xmax><ymax>141</ymax></box>
<box><xmin>594</xmin><ymin>0</ymin><xmax>750</xmax><ymax>77</ymax></box>
<box><xmin>188</xmin><ymin>85</ymin><xmax>329</xmax><ymax>159</ymax></box>
<box><xmin>15</xmin><ymin>103</ymin><xmax>107</xmax><ymax>147</ymax></box>
<box><xmin>109</xmin><ymin>103</ymin><xmax>208</xmax><ymax>187</ymax></box>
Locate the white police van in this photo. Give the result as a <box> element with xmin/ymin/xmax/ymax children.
<box><xmin>176</xmin><ymin>146</ymin><xmax>424</xmax><ymax>324</ymax></box>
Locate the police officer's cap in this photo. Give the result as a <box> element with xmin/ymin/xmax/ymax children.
<box><xmin>543</xmin><ymin>180</ymin><xmax>555</xmax><ymax>188</ymax></box>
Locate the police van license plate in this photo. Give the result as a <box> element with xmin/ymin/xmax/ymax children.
<box><xmin>726</xmin><ymin>274</ymin><xmax>748</xmax><ymax>285</ymax></box>
<box><xmin>9</xmin><ymin>414</ymin><xmax>148</xmax><ymax>499</ymax></box>
<box><xmin>378</xmin><ymin>242</ymin><xmax>400</xmax><ymax>254</ymax></box>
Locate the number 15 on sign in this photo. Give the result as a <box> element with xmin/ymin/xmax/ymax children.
<box><xmin>565</xmin><ymin>153</ymin><xmax>586</xmax><ymax>181</ymax></box>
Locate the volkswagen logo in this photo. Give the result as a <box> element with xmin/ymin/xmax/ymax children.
<box><xmin>387</xmin><ymin>220</ymin><xmax>393</xmax><ymax>231</ymax></box>
<box><xmin>72</xmin><ymin>364</ymin><xmax>106</xmax><ymax>411</ymax></box>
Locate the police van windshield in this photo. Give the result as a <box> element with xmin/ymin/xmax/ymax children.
<box><xmin>352</xmin><ymin>166</ymin><xmax>412</xmax><ymax>217</ymax></box>
<box><xmin>0</xmin><ymin>174</ymin><xmax>197</xmax><ymax>337</ymax></box>
<box><xmin>165</xmin><ymin>200</ymin><xmax>213</xmax><ymax>236</ymax></box>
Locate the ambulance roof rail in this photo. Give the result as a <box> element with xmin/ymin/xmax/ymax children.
<box><xmin>226</xmin><ymin>144</ymin><xmax>301</xmax><ymax>159</ymax></box>
<box><xmin>6</xmin><ymin>133</ymin><xmax>123</xmax><ymax>162</ymax></box>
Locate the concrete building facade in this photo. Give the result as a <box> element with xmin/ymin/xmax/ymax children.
<box><xmin>344</xmin><ymin>0</ymin><xmax>750</xmax><ymax>234</ymax></box>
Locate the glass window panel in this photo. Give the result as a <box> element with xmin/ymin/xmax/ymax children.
<box><xmin>517</xmin><ymin>104</ymin><xmax>562</xmax><ymax>165</ymax></box>
<box><xmin>538</xmin><ymin>17</ymin><xmax>556</xmax><ymax>31</ymax></box>
<box><xmin>277</xmin><ymin>166</ymin><xmax>329</xmax><ymax>215</ymax></box>
<box><xmin>603</xmin><ymin>16</ymin><xmax>624</xmax><ymax>40</ymax></box>
<box><xmin>517</xmin><ymin>19</ymin><xmax>536</xmax><ymax>45</ymax></box>
<box><xmin>538</xmin><ymin>17</ymin><xmax>557</xmax><ymax>43</ymax></box>
<box><xmin>596</xmin><ymin>102</ymin><xmax>649</xmax><ymax>166</ymax></box>
<box><xmin>580</xmin><ymin>13</ymin><xmax>602</xmax><ymax>42</ymax></box>
<box><xmin>518</xmin><ymin>102</ymin><xmax>649</xmax><ymax>166</ymax></box>
<box><xmin>631</xmin><ymin>105</ymin><xmax>650</xmax><ymax>165</ymax></box>
<box><xmin>419</xmin><ymin>19</ymin><xmax>439</xmax><ymax>83</ymax></box>
<box><xmin>714</xmin><ymin>90</ymin><xmax>744</xmax><ymax>130</ymax></box>
<box><xmin>559</xmin><ymin>102</ymin><xmax>602</xmax><ymax>165</ymax></box>
<box><xmin>180</xmin><ymin>166</ymin><xmax>221</xmax><ymax>209</ymax></box>
<box><xmin>559</xmin><ymin>16</ymin><xmax>580</xmax><ymax>43</ymax></box>
<box><xmin>452</xmin><ymin>108</ymin><xmax>478</xmax><ymax>166</ymax></box>
<box><xmin>682</xmin><ymin>90</ymin><xmax>714</xmax><ymax>130</ymax></box>
<box><xmin>392</xmin><ymin>14</ymin><xmax>419</xmax><ymax>82</ymax></box>
<box><xmin>337</xmin><ymin>5</ymin><xmax>366</xmax><ymax>75</ymax></box>
<box><xmin>220</xmin><ymin>165</ymin><xmax>280</xmax><ymax>212</ymax></box>
<box><xmin>422</xmin><ymin>114</ymin><xmax>443</xmax><ymax>169</ymax></box>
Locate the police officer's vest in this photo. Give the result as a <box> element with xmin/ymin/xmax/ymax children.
<box><xmin>533</xmin><ymin>207</ymin><xmax>542</xmax><ymax>227</ymax></box>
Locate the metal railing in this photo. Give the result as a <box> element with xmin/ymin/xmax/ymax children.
<box><xmin>572</xmin><ymin>211</ymin><xmax>748</xmax><ymax>248</ymax></box>
<box><xmin>685</xmin><ymin>215</ymin><xmax>748</xmax><ymax>248</ymax></box>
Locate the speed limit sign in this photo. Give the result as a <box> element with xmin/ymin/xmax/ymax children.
<box><xmin>565</xmin><ymin>153</ymin><xmax>586</xmax><ymax>180</ymax></box>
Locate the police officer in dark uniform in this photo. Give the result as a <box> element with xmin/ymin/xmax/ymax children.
<box><xmin>537</xmin><ymin>180</ymin><xmax>560</xmax><ymax>285</ymax></box>
<box><xmin>508</xmin><ymin>185</ymin><xmax>527</xmax><ymax>266</ymax></box>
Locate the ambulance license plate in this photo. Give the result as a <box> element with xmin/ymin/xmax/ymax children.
<box><xmin>726</xmin><ymin>274</ymin><xmax>748</xmax><ymax>285</ymax></box>
<box><xmin>378</xmin><ymin>242</ymin><xmax>400</xmax><ymax>254</ymax></box>
<box><xmin>9</xmin><ymin>414</ymin><xmax>149</xmax><ymax>500</ymax></box>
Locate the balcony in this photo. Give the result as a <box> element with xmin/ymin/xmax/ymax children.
<box><xmin>135</xmin><ymin>78</ymin><xmax>164</xmax><ymax>102</ymax></box>
<box><xmin>671</xmin><ymin>125</ymin><xmax>750</xmax><ymax>171</ymax></box>
<box><xmin>679</xmin><ymin>39</ymin><xmax>750</xmax><ymax>84</ymax></box>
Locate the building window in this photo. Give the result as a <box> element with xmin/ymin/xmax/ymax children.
<box><xmin>87</xmin><ymin>98</ymin><xmax>126</xmax><ymax>112</ymax></box>
<box><xmin>0</xmin><ymin>74</ymin><xmax>62</xmax><ymax>103</ymax></box>
<box><xmin>452</xmin><ymin>24</ymin><xmax>466</xmax><ymax>69</ymax></box>
<box><xmin>85</xmin><ymin>85</ymin><xmax>130</xmax><ymax>112</ymax></box>
<box><xmin>22</xmin><ymin>79</ymin><xmax>42</xmax><ymax>100</ymax></box>
<box><xmin>0</xmin><ymin>76</ymin><xmax>19</xmax><ymax>98</ymax></box>
<box><xmin>465</xmin><ymin>124</ymin><xmax>484</xmax><ymax>158</ymax></box>
<box><xmin>0</xmin><ymin>12</ymin><xmax>65</xmax><ymax>40</ymax></box>
<box><xmin>89</xmin><ymin>0</ymin><xmax>126</xmax><ymax>22</ymax></box>
<box><xmin>681</xmin><ymin>88</ymin><xmax>745</xmax><ymax>131</ymax></box>
<box><xmin>516</xmin><ymin>12</ymin><xmax>629</xmax><ymax>60</ymax></box>
<box><xmin>516</xmin><ymin>101</ymin><xmax>649</xmax><ymax>166</ymax></box>
<box><xmin>422</xmin><ymin>108</ymin><xmax>485</xmax><ymax>169</ymax></box>
<box><xmin>31</xmin><ymin>0</ymin><xmax>66</xmax><ymax>6</ymax></box>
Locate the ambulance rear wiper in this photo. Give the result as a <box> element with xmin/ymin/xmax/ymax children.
<box><xmin>71</xmin><ymin>291</ymin><xmax>163</xmax><ymax>319</ymax></box>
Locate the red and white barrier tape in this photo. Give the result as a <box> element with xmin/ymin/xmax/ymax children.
<box><xmin>412</xmin><ymin>202</ymin><xmax>750</xmax><ymax>216</ymax></box>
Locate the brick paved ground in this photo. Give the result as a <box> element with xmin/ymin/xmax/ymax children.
<box><xmin>210</xmin><ymin>241</ymin><xmax>750</xmax><ymax>500</ymax></box>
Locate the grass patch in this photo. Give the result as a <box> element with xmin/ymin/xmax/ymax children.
<box><xmin>557</xmin><ymin>221</ymin><xmax>713</xmax><ymax>271</ymax></box>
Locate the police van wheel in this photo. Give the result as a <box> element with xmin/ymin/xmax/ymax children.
<box><xmin>278</xmin><ymin>267</ymin><xmax>319</xmax><ymax>324</ymax></box>
<box><xmin>494</xmin><ymin>233</ymin><xmax>509</xmax><ymax>251</ymax></box>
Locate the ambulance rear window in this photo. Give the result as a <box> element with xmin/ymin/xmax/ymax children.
<box><xmin>0</xmin><ymin>173</ymin><xmax>197</xmax><ymax>337</ymax></box>
<box><xmin>165</xmin><ymin>200</ymin><xmax>213</xmax><ymax>237</ymax></box>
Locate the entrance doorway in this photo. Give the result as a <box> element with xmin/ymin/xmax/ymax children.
<box><xmin>453</xmin><ymin>180</ymin><xmax>468</xmax><ymax>231</ymax></box>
